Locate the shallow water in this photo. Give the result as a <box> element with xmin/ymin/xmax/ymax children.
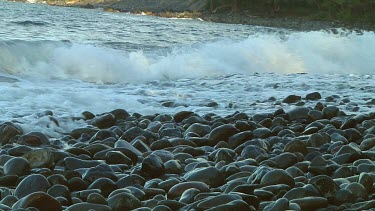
<box><xmin>0</xmin><ymin>1</ymin><xmax>375</xmax><ymax>137</ymax></box>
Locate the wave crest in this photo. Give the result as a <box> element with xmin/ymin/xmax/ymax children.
<box><xmin>0</xmin><ymin>30</ymin><xmax>374</xmax><ymax>83</ymax></box>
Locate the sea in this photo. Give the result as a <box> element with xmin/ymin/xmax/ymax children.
<box><xmin>0</xmin><ymin>1</ymin><xmax>375</xmax><ymax>137</ymax></box>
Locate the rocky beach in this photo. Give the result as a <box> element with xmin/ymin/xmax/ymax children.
<box><xmin>1</xmin><ymin>91</ymin><xmax>375</xmax><ymax>210</ymax></box>
<box><xmin>1</xmin><ymin>1</ymin><xmax>375</xmax><ymax>210</ymax></box>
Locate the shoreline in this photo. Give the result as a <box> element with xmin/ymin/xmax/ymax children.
<box><xmin>44</xmin><ymin>2</ymin><xmax>375</xmax><ymax>32</ymax></box>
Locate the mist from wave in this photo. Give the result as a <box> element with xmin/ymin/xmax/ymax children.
<box><xmin>0</xmin><ymin>30</ymin><xmax>374</xmax><ymax>83</ymax></box>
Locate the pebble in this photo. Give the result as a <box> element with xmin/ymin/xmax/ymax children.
<box><xmin>15</xmin><ymin>174</ymin><xmax>51</xmax><ymax>199</ymax></box>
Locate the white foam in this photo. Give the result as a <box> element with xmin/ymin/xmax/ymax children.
<box><xmin>0</xmin><ymin>30</ymin><xmax>374</xmax><ymax>84</ymax></box>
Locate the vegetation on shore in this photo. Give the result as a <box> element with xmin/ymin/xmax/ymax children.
<box><xmin>209</xmin><ymin>0</ymin><xmax>375</xmax><ymax>23</ymax></box>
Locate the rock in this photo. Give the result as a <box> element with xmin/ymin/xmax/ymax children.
<box><xmin>290</xmin><ymin>197</ymin><xmax>328</xmax><ymax>211</ymax></box>
<box><xmin>306</xmin><ymin>92</ymin><xmax>321</xmax><ymax>100</ymax></box>
<box><xmin>206</xmin><ymin>199</ymin><xmax>252</xmax><ymax>211</ymax></box>
<box><xmin>89</xmin><ymin>113</ymin><xmax>116</xmax><ymax>129</ymax></box>
<box><xmin>0</xmin><ymin>175</ymin><xmax>18</xmax><ymax>187</ymax></box>
<box><xmin>0</xmin><ymin>195</ymin><xmax>18</xmax><ymax>207</ymax></box>
<box><xmin>107</xmin><ymin>192</ymin><xmax>142</xmax><ymax>211</ymax></box>
<box><xmin>253</xmin><ymin>128</ymin><xmax>272</xmax><ymax>139</ymax></box>
<box><xmin>308</xmin><ymin>175</ymin><xmax>339</xmax><ymax>199</ymax></box>
<box><xmin>87</xmin><ymin>192</ymin><xmax>108</xmax><ymax>205</ymax></box>
<box><xmin>228</xmin><ymin>131</ymin><xmax>253</xmax><ymax>149</ymax></box>
<box><xmin>179</xmin><ymin>188</ymin><xmax>200</xmax><ymax>204</ymax></box>
<box><xmin>360</xmin><ymin>137</ymin><xmax>375</xmax><ymax>150</ymax></box>
<box><xmin>333</xmin><ymin>189</ymin><xmax>356</xmax><ymax>205</ymax></box>
<box><xmin>82</xmin><ymin>164</ymin><xmax>117</xmax><ymax>183</ymax></box>
<box><xmin>308</xmin><ymin>110</ymin><xmax>324</xmax><ymax>121</ymax></box>
<box><xmin>283</xmin><ymin>187</ymin><xmax>320</xmax><ymax>200</ymax></box>
<box><xmin>283</xmin><ymin>95</ymin><xmax>301</xmax><ymax>104</ymax></box>
<box><xmin>4</xmin><ymin>157</ymin><xmax>30</xmax><ymax>176</ymax></box>
<box><xmin>66</xmin><ymin>202</ymin><xmax>111</xmax><ymax>211</ymax></box>
<box><xmin>64</xmin><ymin>157</ymin><xmax>104</xmax><ymax>170</ymax></box>
<box><xmin>185</xmin><ymin>123</ymin><xmax>211</xmax><ymax>137</ymax></box>
<box><xmin>141</xmin><ymin>154</ymin><xmax>165</xmax><ymax>178</ymax></box>
<box><xmin>0</xmin><ymin>122</ymin><xmax>23</xmax><ymax>146</ymax></box>
<box><xmin>345</xmin><ymin>182</ymin><xmax>368</xmax><ymax>200</ymax></box>
<box><xmin>284</xmin><ymin>139</ymin><xmax>308</xmax><ymax>155</ymax></box>
<box><xmin>208</xmin><ymin>124</ymin><xmax>239</xmax><ymax>144</ymax></box>
<box><xmin>173</xmin><ymin>111</ymin><xmax>194</xmax><ymax>123</ymax></box>
<box><xmin>273</xmin><ymin>152</ymin><xmax>298</xmax><ymax>169</ymax></box>
<box><xmin>168</xmin><ymin>182</ymin><xmax>209</xmax><ymax>199</ymax></box>
<box><xmin>322</xmin><ymin>106</ymin><xmax>339</xmax><ymax>119</ymax></box>
<box><xmin>184</xmin><ymin>166</ymin><xmax>224</xmax><ymax>188</ymax></box>
<box><xmin>260</xmin><ymin>169</ymin><xmax>295</xmax><ymax>188</ymax></box>
<box><xmin>263</xmin><ymin>198</ymin><xmax>289</xmax><ymax>211</ymax></box>
<box><xmin>47</xmin><ymin>184</ymin><xmax>71</xmax><ymax>202</ymax></box>
<box><xmin>287</xmin><ymin>107</ymin><xmax>311</xmax><ymax>121</ymax></box>
<box><xmin>22</xmin><ymin>148</ymin><xmax>54</xmax><ymax>169</ymax></box>
<box><xmin>15</xmin><ymin>174</ymin><xmax>51</xmax><ymax>198</ymax></box>
<box><xmin>307</xmin><ymin>133</ymin><xmax>328</xmax><ymax>148</ymax></box>
<box><xmin>241</xmin><ymin>145</ymin><xmax>267</xmax><ymax>159</ymax></box>
<box><xmin>196</xmin><ymin>194</ymin><xmax>242</xmax><ymax>210</ymax></box>
<box><xmin>164</xmin><ymin>160</ymin><xmax>183</xmax><ymax>174</ymax></box>
<box><xmin>105</xmin><ymin>151</ymin><xmax>132</xmax><ymax>165</ymax></box>
<box><xmin>88</xmin><ymin>178</ymin><xmax>116</xmax><ymax>197</ymax></box>
<box><xmin>110</xmin><ymin>109</ymin><xmax>130</xmax><ymax>120</ymax></box>
<box><xmin>12</xmin><ymin>191</ymin><xmax>62</xmax><ymax>211</ymax></box>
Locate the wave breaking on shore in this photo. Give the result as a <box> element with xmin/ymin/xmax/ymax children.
<box><xmin>0</xmin><ymin>30</ymin><xmax>374</xmax><ymax>83</ymax></box>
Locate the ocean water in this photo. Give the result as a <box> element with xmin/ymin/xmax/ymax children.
<box><xmin>1</xmin><ymin>1</ymin><xmax>375</xmax><ymax>137</ymax></box>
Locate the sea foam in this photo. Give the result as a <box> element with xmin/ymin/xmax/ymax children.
<box><xmin>0</xmin><ymin>30</ymin><xmax>374</xmax><ymax>83</ymax></box>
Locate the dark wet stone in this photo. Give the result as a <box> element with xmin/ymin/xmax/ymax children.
<box><xmin>360</xmin><ymin>137</ymin><xmax>375</xmax><ymax>150</ymax></box>
<box><xmin>0</xmin><ymin>195</ymin><xmax>18</xmax><ymax>207</ymax></box>
<box><xmin>141</xmin><ymin>154</ymin><xmax>165</xmax><ymax>178</ymax></box>
<box><xmin>351</xmin><ymin>200</ymin><xmax>375</xmax><ymax>210</ymax></box>
<box><xmin>179</xmin><ymin>188</ymin><xmax>200</xmax><ymax>204</ymax></box>
<box><xmin>290</xmin><ymin>197</ymin><xmax>328</xmax><ymax>211</ymax></box>
<box><xmin>184</xmin><ymin>166</ymin><xmax>224</xmax><ymax>188</ymax></box>
<box><xmin>110</xmin><ymin>109</ymin><xmax>130</xmax><ymax>120</ymax></box>
<box><xmin>116</xmin><ymin>174</ymin><xmax>145</xmax><ymax>189</ymax></box>
<box><xmin>47</xmin><ymin>184</ymin><xmax>71</xmax><ymax>203</ymax></box>
<box><xmin>89</xmin><ymin>113</ymin><xmax>116</xmax><ymax>129</ymax></box>
<box><xmin>12</xmin><ymin>191</ymin><xmax>62</xmax><ymax>211</ymax></box>
<box><xmin>22</xmin><ymin>149</ymin><xmax>54</xmax><ymax>169</ymax></box>
<box><xmin>94</xmin><ymin>148</ymin><xmax>138</xmax><ymax>164</ymax></box>
<box><xmin>87</xmin><ymin>192</ymin><xmax>108</xmax><ymax>205</ymax></box>
<box><xmin>88</xmin><ymin>178</ymin><xmax>116</xmax><ymax>197</ymax></box>
<box><xmin>241</xmin><ymin>145</ymin><xmax>267</xmax><ymax>159</ymax></box>
<box><xmin>307</xmin><ymin>133</ymin><xmax>328</xmax><ymax>148</ymax></box>
<box><xmin>306</xmin><ymin>92</ymin><xmax>321</xmax><ymax>100</ymax></box>
<box><xmin>15</xmin><ymin>174</ymin><xmax>50</xmax><ymax>199</ymax></box>
<box><xmin>164</xmin><ymin>160</ymin><xmax>183</xmax><ymax>174</ymax></box>
<box><xmin>253</xmin><ymin>128</ymin><xmax>272</xmax><ymax>139</ymax></box>
<box><xmin>66</xmin><ymin>202</ymin><xmax>111</xmax><ymax>211</ymax></box>
<box><xmin>121</xmin><ymin>127</ymin><xmax>157</xmax><ymax>143</ymax></box>
<box><xmin>208</xmin><ymin>124</ymin><xmax>239</xmax><ymax>144</ymax></box>
<box><xmin>152</xmin><ymin>205</ymin><xmax>171</xmax><ymax>211</ymax></box>
<box><xmin>345</xmin><ymin>182</ymin><xmax>368</xmax><ymax>200</ymax></box>
<box><xmin>208</xmin><ymin>199</ymin><xmax>252</xmax><ymax>211</ymax></box>
<box><xmin>132</xmin><ymin>139</ymin><xmax>152</xmax><ymax>153</ymax></box>
<box><xmin>64</xmin><ymin>157</ymin><xmax>104</xmax><ymax>170</ymax></box>
<box><xmin>283</xmin><ymin>95</ymin><xmax>301</xmax><ymax>104</ymax></box>
<box><xmin>68</xmin><ymin>177</ymin><xmax>88</xmax><ymax>192</ymax></box>
<box><xmin>308</xmin><ymin>110</ymin><xmax>324</xmax><ymax>121</ymax></box>
<box><xmin>197</xmin><ymin>194</ymin><xmax>242</xmax><ymax>210</ymax></box>
<box><xmin>228</xmin><ymin>131</ymin><xmax>253</xmax><ymax>149</ymax></box>
<box><xmin>107</xmin><ymin>192</ymin><xmax>142</xmax><ymax>211</ymax></box>
<box><xmin>7</xmin><ymin>145</ymin><xmax>32</xmax><ymax>156</ymax></box>
<box><xmin>308</xmin><ymin>175</ymin><xmax>339</xmax><ymax>200</ymax></box>
<box><xmin>260</xmin><ymin>169</ymin><xmax>295</xmax><ymax>188</ymax></box>
<box><xmin>287</xmin><ymin>107</ymin><xmax>311</xmax><ymax>121</ymax></box>
<box><xmin>323</xmin><ymin>106</ymin><xmax>339</xmax><ymax>119</ymax></box>
<box><xmin>283</xmin><ymin>187</ymin><xmax>320</xmax><ymax>200</ymax></box>
<box><xmin>4</xmin><ymin>157</ymin><xmax>30</xmax><ymax>176</ymax></box>
<box><xmin>333</xmin><ymin>189</ymin><xmax>356</xmax><ymax>205</ymax></box>
<box><xmin>0</xmin><ymin>175</ymin><xmax>18</xmax><ymax>187</ymax></box>
<box><xmin>173</xmin><ymin>111</ymin><xmax>194</xmax><ymax>123</ymax></box>
<box><xmin>284</xmin><ymin>139</ymin><xmax>308</xmax><ymax>155</ymax></box>
<box><xmin>273</xmin><ymin>152</ymin><xmax>298</xmax><ymax>169</ymax></box>
<box><xmin>105</xmin><ymin>151</ymin><xmax>132</xmax><ymax>165</ymax></box>
<box><xmin>168</xmin><ymin>182</ymin><xmax>209</xmax><ymax>199</ymax></box>
<box><xmin>70</xmin><ymin>127</ymin><xmax>99</xmax><ymax>139</ymax></box>
<box><xmin>157</xmin><ymin>200</ymin><xmax>186</xmax><ymax>210</ymax></box>
<box><xmin>0</xmin><ymin>122</ymin><xmax>23</xmax><ymax>146</ymax></box>
<box><xmin>82</xmin><ymin>164</ymin><xmax>117</xmax><ymax>183</ymax></box>
<box><xmin>358</xmin><ymin>173</ymin><xmax>373</xmax><ymax>194</ymax></box>
<box><xmin>263</xmin><ymin>198</ymin><xmax>289</xmax><ymax>211</ymax></box>
<box><xmin>185</xmin><ymin>123</ymin><xmax>211</xmax><ymax>137</ymax></box>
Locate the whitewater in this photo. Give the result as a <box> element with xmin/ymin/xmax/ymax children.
<box><xmin>0</xmin><ymin>1</ymin><xmax>375</xmax><ymax>137</ymax></box>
